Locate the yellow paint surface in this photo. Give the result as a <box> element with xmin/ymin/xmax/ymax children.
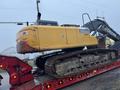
<box><xmin>17</xmin><ymin>25</ymin><xmax>98</xmax><ymax>53</ymax></box>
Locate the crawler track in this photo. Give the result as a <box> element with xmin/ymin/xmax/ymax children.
<box><xmin>36</xmin><ymin>49</ymin><xmax>118</xmax><ymax>78</ymax></box>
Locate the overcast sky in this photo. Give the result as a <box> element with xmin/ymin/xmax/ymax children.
<box><xmin>0</xmin><ymin>0</ymin><xmax>120</xmax><ymax>52</ymax></box>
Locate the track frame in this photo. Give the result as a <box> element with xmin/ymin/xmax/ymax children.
<box><xmin>32</xmin><ymin>60</ymin><xmax>120</xmax><ymax>90</ymax></box>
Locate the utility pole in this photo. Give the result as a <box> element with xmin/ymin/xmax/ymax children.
<box><xmin>36</xmin><ymin>0</ymin><xmax>41</xmax><ymax>23</ymax></box>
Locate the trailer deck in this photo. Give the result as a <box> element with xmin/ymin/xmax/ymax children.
<box><xmin>0</xmin><ymin>65</ymin><xmax>120</xmax><ymax>90</ymax></box>
<box><xmin>0</xmin><ymin>58</ymin><xmax>120</xmax><ymax>90</ymax></box>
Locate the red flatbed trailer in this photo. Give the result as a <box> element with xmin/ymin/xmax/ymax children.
<box><xmin>0</xmin><ymin>55</ymin><xmax>120</xmax><ymax>90</ymax></box>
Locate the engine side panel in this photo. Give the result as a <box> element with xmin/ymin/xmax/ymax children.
<box><xmin>17</xmin><ymin>25</ymin><xmax>98</xmax><ymax>53</ymax></box>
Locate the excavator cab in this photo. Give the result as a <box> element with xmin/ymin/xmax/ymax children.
<box><xmin>35</xmin><ymin>20</ymin><xmax>58</xmax><ymax>26</ymax></box>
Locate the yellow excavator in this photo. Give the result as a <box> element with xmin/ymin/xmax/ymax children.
<box><xmin>16</xmin><ymin>1</ymin><xmax>120</xmax><ymax>78</ymax></box>
<box><xmin>16</xmin><ymin>18</ymin><xmax>120</xmax><ymax>78</ymax></box>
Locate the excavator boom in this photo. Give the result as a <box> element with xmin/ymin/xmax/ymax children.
<box><xmin>83</xmin><ymin>19</ymin><xmax>120</xmax><ymax>41</ymax></box>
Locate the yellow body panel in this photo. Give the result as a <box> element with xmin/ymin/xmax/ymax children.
<box><xmin>17</xmin><ymin>25</ymin><xmax>98</xmax><ymax>53</ymax></box>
